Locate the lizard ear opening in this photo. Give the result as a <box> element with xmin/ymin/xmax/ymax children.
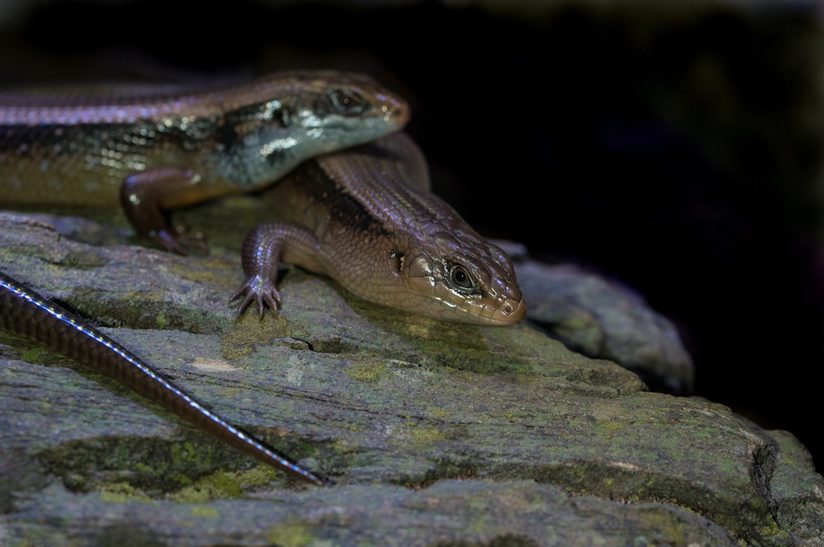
<box><xmin>389</xmin><ymin>250</ymin><xmax>405</xmax><ymax>273</ymax></box>
<box><xmin>276</xmin><ymin>104</ymin><xmax>293</xmax><ymax>127</ymax></box>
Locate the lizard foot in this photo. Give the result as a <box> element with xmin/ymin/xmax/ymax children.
<box><xmin>230</xmin><ymin>275</ymin><xmax>281</xmax><ymax>319</ymax></box>
<box><xmin>154</xmin><ymin>229</ymin><xmax>209</xmax><ymax>256</ymax></box>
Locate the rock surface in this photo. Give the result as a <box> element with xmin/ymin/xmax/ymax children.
<box><xmin>515</xmin><ymin>260</ymin><xmax>694</xmax><ymax>394</ymax></box>
<box><xmin>0</xmin><ymin>208</ymin><xmax>822</xmax><ymax>546</ymax></box>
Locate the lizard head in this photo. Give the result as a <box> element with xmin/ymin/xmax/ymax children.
<box><xmin>394</xmin><ymin>227</ymin><xmax>526</xmax><ymax>326</ymax></box>
<box><xmin>220</xmin><ymin>71</ymin><xmax>409</xmax><ymax>185</ymax></box>
<box><xmin>286</xmin><ymin>71</ymin><xmax>409</xmax><ymax>151</ymax></box>
<box><xmin>310</xmin><ymin>132</ymin><xmax>524</xmax><ymax>326</ymax></box>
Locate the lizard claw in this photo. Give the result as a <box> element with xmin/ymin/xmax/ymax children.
<box><xmin>230</xmin><ymin>275</ymin><xmax>281</xmax><ymax>319</ymax></box>
<box><xmin>154</xmin><ymin>229</ymin><xmax>189</xmax><ymax>255</ymax></box>
<box><xmin>153</xmin><ymin>229</ymin><xmax>209</xmax><ymax>256</ymax></box>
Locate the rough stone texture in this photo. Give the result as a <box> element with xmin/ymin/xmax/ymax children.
<box><xmin>0</xmin><ymin>209</ymin><xmax>822</xmax><ymax>546</ymax></box>
<box><xmin>516</xmin><ymin>260</ymin><xmax>694</xmax><ymax>394</ymax></box>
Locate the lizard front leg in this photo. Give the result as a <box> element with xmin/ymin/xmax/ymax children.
<box><xmin>120</xmin><ymin>167</ymin><xmax>230</xmax><ymax>254</ymax></box>
<box><xmin>231</xmin><ymin>223</ymin><xmax>325</xmax><ymax>318</ymax></box>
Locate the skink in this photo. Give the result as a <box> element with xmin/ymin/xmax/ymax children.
<box><xmin>0</xmin><ymin>71</ymin><xmax>408</xmax><ymax>252</ymax></box>
<box><xmin>234</xmin><ymin>131</ymin><xmax>525</xmax><ymax>325</ymax></box>
<box><xmin>0</xmin><ymin>270</ymin><xmax>327</xmax><ymax>486</ymax></box>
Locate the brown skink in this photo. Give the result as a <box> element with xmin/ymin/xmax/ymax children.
<box><xmin>0</xmin><ymin>72</ymin><xmax>408</xmax><ymax>252</ymax></box>
<box><xmin>234</xmin><ymin>131</ymin><xmax>525</xmax><ymax>325</ymax></box>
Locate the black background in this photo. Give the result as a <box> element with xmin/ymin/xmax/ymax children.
<box><xmin>1</xmin><ymin>1</ymin><xmax>821</xmax><ymax>469</ymax></box>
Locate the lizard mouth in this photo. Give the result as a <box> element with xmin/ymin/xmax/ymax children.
<box><xmin>424</xmin><ymin>293</ymin><xmax>527</xmax><ymax>326</ymax></box>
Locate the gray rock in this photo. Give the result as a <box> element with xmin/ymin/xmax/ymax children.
<box><xmin>516</xmin><ymin>260</ymin><xmax>694</xmax><ymax>394</ymax></box>
<box><xmin>0</xmin><ymin>209</ymin><xmax>822</xmax><ymax>545</ymax></box>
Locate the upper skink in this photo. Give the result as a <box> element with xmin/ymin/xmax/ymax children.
<box><xmin>0</xmin><ymin>71</ymin><xmax>408</xmax><ymax>252</ymax></box>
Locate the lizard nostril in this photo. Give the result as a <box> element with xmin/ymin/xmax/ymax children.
<box><xmin>385</xmin><ymin>99</ymin><xmax>410</xmax><ymax>125</ymax></box>
<box><xmin>503</xmin><ymin>304</ymin><xmax>513</xmax><ymax>314</ymax></box>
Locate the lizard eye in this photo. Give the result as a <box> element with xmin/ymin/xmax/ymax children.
<box><xmin>327</xmin><ymin>88</ymin><xmax>367</xmax><ymax>116</ymax></box>
<box><xmin>448</xmin><ymin>264</ymin><xmax>475</xmax><ymax>293</ymax></box>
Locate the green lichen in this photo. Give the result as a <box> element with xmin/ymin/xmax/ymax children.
<box><xmin>399</xmin><ymin>422</ymin><xmax>447</xmax><ymax>449</ymax></box>
<box><xmin>66</xmin><ymin>288</ymin><xmax>225</xmax><ymax>334</ymax></box>
<box><xmin>234</xmin><ymin>465</ymin><xmax>280</xmax><ymax>489</ymax></box>
<box><xmin>595</xmin><ymin>419</ymin><xmax>626</xmax><ymax>439</ymax></box>
<box><xmin>346</xmin><ymin>358</ymin><xmax>387</xmax><ymax>383</ymax></box>
<box><xmin>190</xmin><ymin>505</ymin><xmax>220</xmax><ymax>518</ymax></box>
<box><xmin>220</xmin><ymin>313</ymin><xmax>290</xmax><ymax>361</ymax></box>
<box><xmin>430</xmin><ymin>408</ymin><xmax>449</xmax><ymax>420</ymax></box>
<box><xmin>335</xmin><ymin>292</ymin><xmax>528</xmax><ymax>375</ymax></box>
<box><xmin>0</xmin><ymin>330</ymin><xmax>73</xmax><ymax>366</ymax></box>
<box><xmin>169</xmin><ymin>465</ymin><xmax>280</xmax><ymax>503</ymax></box>
<box><xmin>99</xmin><ymin>482</ymin><xmax>151</xmax><ymax>503</ymax></box>
<box><xmin>635</xmin><ymin>507</ymin><xmax>690</xmax><ymax>542</ymax></box>
<box><xmin>134</xmin><ymin>462</ymin><xmax>154</xmax><ymax>476</ymax></box>
<box><xmin>38</xmin><ymin>433</ymin><xmax>263</xmax><ymax>497</ymax></box>
<box><xmin>527</xmin><ymin>460</ymin><xmax>777</xmax><ymax>542</ymax></box>
<box><xmin>331</xmin><ymin>438</ymin><xmax>354</xmax><ymax>455</ymax></box>
<box><xmin>755</xmin><ymin>517</ymin><xmax>791</xmax><ymax>544</ymax></box>
<box><xmin>165</xmin><ymin>260</ymin><xmax>229</xmax><ymax>284</ymax></box>
<box><xmin>58</xmin><ymin>249</ymin><xmax>109</xmax><ymax>269</ymax></box>
<box><xmin>170</xmin><ymin>471</ymin><xmax>243</xmax><ymax>503</ymax></box>
<box><xmin>18</xmin><ymin>346</ymin><xmax>59</xmax><ymax>365</ymax></box>
<box><xmin>155</xmin><ymin>312</ymin><xmax>168</xmax><ymax>329</ymax></box>
<box><xmin>266</xmin><ymin>521</ymin><xmax>315</xmax><ymax>547</ymax></box>
<box><xmin>170</xmin><ymin>441</ymin><xmax>201</xmax><ymax>467</ymax></box>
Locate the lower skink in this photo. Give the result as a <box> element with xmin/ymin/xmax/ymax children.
<box><xmin>0</xmin><ymin>270</ymin><xmax>326</xmax><ymax>486</ymax></box>
<box><xmin>234</xmin><ymin>131</ymin><xmax>526</xmax><ymax>325</ymax></box>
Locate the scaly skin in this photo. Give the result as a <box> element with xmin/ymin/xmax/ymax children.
<box><xmin>0</xmin><ymin>270</ymin><xmax>327</xmax><ymax>486</ymax></box>
<box><xmin>0</xmin><ymin>71</ymin><xmax>408</xmax><ymax>251</ymax></box>
<box><xmin>234</xmin><ymin>132</ymin><xmax>526</xmax><ymax>325</ymax></box>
